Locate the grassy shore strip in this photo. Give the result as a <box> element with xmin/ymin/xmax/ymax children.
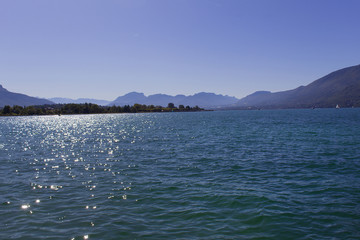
<box><xmin>0</xmin><ymin>103</ymin><xmax>205</xmax><ymax>116</ymax></box>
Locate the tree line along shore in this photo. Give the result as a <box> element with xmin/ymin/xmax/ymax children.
<box><xmin>0</xmin><ymin>103</ymin><xmax>204</xmax><ymax>116</ymax></box>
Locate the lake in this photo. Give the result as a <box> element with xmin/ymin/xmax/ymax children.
<box><xmin>1</xmin><ymin>109</ymin><xmax>360</xmax><ymax>239</ymax></box>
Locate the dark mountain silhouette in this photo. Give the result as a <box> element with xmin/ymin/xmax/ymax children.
<box><xmin>109</xmin><ymin>92</ymin><xmax>238</xmax><ymax>108</ymax></box>
<box><xmin>49</xmin><ymin>97</ymin><xmax>111</xmax><ymax>106</ymax></box>
<box><xmin>0</xmin><ymin>85</ymin><xmax>54</xmax><ymax>107</ymax></box>
<box><xmin>236</xmin><ymin>64</ymin><xmax>360</xmax><ymax>109</ymax></box>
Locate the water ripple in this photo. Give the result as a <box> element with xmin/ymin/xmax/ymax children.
<box><xmin>1</xmin><ymin>110</ymin><xmax>360</xmax><ymax>239</ymax></box>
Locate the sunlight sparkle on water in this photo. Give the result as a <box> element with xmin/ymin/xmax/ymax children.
<box><xmin>21</xmin><ymin>204</ymin><xmax>30</xmax><ymax>209</ymax></box>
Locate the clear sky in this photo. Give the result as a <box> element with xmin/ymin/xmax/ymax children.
<box><xmin>1</xmin><ymin>0</ymin><xmax>359</xmax><ymax>100</ymax></box>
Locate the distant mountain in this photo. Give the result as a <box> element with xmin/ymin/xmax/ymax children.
<box><xmin>110</xmin><ymin>92</ymin><xmax>148</xmax><ymax>106</ymax></box>
<box><xmin>179</xmin><ymin>92</ymin><xmax>239</xmax><ymax>108</ymax></box>
<box><xmin>109</xmin><ymin>92</ymin><xmax>239</xmax><ymax>108</ymax></box>
<box><xmin>0</xmin><ymin>85</ymin><xmax>54</xmax><ymax>107</ymax></box>
<box><xmin>236</xmin><ymin>64</ymin><xmax>360</xmax><ymax>109</ymax></box>
<box><xmin>49</xmin><ymin>97</ymin><xmax>111</xmax><ymax>106</ymax></box>
<box><xmin>147</xmin><ymin>94</ymin><xmax>187</xmax><ymax>106</ymax></box>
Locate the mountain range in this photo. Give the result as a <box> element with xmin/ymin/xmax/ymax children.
<box><xmin>0</xmin><ymin>85</ymin><xmax>238</xmax><ymax>108</ymax></box>
<box><xmin>1</xmin><ymin>64</ymin><xmax>360</xmax><ymax>109</ymax></box>
<box><xmin>235</xmin><ymin>64</ymin><xmax>360</xmax><ymax>109</ymax></box>
<box><xmin>48</xmin><ymin>92</ymin><xmax>238</xmax><ymax>107</ymax></box>
<box><xmin>109</xmin><ymin>92</ymin><xmax>239</xmax><ymax>108</ymax></box>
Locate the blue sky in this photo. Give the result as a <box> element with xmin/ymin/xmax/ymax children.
<box><xmin>1</xmin><ymin>0</ymin><xmax>359</xmax><ymax>100</ymax></box>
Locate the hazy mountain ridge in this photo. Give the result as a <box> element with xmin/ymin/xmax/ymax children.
<box><xmin>236</xmin><ymin>64</ymin><xmax>360</xmax><ymax>108</ymax></box>
<box><xmin>1</xmin><ymin>85</ymin><xmax>238</xmax><ymax>108</ymax></box>
<box><xmin>49</xmin><ymin>97</ymin><xmax>111</xmax><ymax>106</ymax></box>
<box><xmin>109</xmin><ymin>92</ymin><xmax>239</xmax><ymax>108</ymax></box>
<box><xmin>0</xmin><ymin>85</ymin><xmax>54</xmax><ymax>107</ymax></box>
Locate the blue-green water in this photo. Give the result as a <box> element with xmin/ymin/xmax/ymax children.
<box><xmin>1</xmin><ymin>109</ymin><xmax>360</xmax><ymax>239</ymax></box>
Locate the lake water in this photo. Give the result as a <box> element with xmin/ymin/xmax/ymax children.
<box><xmin>1</xmin><ymin>109</ymin><xmax>360</xmax><ymax>239</ymax></box>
